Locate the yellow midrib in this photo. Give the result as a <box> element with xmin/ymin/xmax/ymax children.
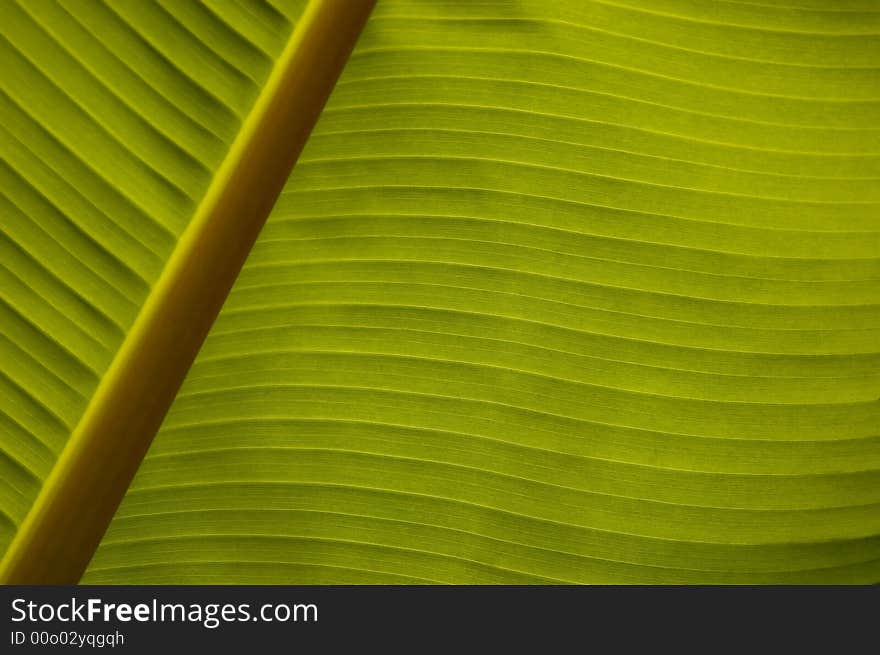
<box><xmin>0</xmin><ymin>0</ymin><xmax>375</xmax><ymax>584</ymax></box>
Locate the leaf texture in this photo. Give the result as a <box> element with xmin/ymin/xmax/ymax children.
<box><xmin>0</xmin><ymin>0</ymin><xmax>320</xmax><ymax>574</ymax></box>
<box><xmin>86</xmin><ymin>0</ymin><xmax>880</xmax><ymax>583</ymax></box>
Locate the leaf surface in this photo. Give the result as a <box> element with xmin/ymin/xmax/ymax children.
<box><xmin>0</xmin><ymin>0</ymin><xmax>374</xmax><ymax>583</ymax></box>
<box><xmin>86</xmin><ymin>0</ymin><xmax>880</xmax><ymax>583</ymax></box>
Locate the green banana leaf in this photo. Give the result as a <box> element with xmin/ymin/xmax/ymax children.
<box><xmin>0</xmin><ymin>0</ymin><xmax>303</xmax><ymax>544</ymax></box>
<box><xmin>4</xmin><ymin>0</ymin><xmax>880</xmax><ymax>584</ymax></box>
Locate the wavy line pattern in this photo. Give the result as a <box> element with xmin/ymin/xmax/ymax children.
<box><xmin>0</xmin><ymin>0</ymin><xmax>306</xmax><ymax>557</ymax></box>
<box><xmin>87</xmin><ymin>0</ymin><xmax>880</xmax><ymax>583</ymax></box>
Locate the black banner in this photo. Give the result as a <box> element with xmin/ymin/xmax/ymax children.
<box><xmin>1</xmin><ymin>586</ymin><xmax>875</xmax><ymax>652</ymax></box>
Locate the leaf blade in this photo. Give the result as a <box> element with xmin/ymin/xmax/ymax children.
<box><xmin>87</xmin><ymin>0</ymin><xmax>880</xmax><ymax>583</ymax></box>
<box><xmin>0</xmin><ymin>0</ymin><xmax>374</xmax><ymax>583</ymax></box>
